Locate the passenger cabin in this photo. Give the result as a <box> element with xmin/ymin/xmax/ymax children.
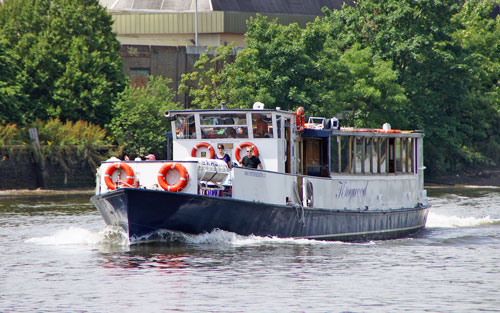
<box><xmin>167</xmin><ymin>108</ymin><xmax>299</xmax><ymax>174</ymax></box>
<box><xmin>167</xmin><ymin>108</ymin><xmax>424</xmax><ymax>183</ymax></box>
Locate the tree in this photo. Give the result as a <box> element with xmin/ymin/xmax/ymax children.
<box><xmin>0</xmin><ymin>34</ymin><xmax>25</xmax><ymax>124</ymax></box>
<box><xmin>179</xmin><ymin>44</ymin><xmax>239</xmax><ymax>109</ymax></box>
<box><xmin>322</xmin><ymin>0</ymin><xmax>482</xmax><ymax>173</ymax></box>
<box><xmin>0</xmin><ymin>0</ymin><xmax>126</xmax><ymax>126</ymax></box>
<box><xmin>107</xmin><ymin>76</ymin><xmax>182</xmax><ymax>158</ymax></box>
<box><xmin>450</xmin><ymin>0</ymin><xmax>500</xmax><ymax>167</ymax></box>
<box><xmin>324</xmin><ymin>43</ymin><xmax>408</xmax><ymax>128</ymax></box>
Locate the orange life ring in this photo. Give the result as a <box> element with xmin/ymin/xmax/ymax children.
<box><xmin>295</xmin><ymin>107</ymin><xmax>305</xmax><ymax>132</ymax></box>
<box><xmin>104</xmin><ymin>162</ymin><xmax>136</xmax><ymax>190</ymax></box>
<box><xmin>235</xmin><ymin>142</ymin><xmax>259</xmax><ymax>162</ymax></box>
<box><xmin>191</xmin><ymin>142</ymin><xmax>215</xmax><ymax>158</ymax></box>
<box><xmin>157</xmin><ymin>162</ymin><xmax>189</xmax><ymax>192</ymax></box>
<box><xmin>377</xmin><ymin>129</ymin><xmax>401</xmax><ymax>133</ymax></box>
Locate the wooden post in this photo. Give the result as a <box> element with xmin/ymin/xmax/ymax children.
<box><xmin>29</xmin><ymin>128</ymin><xmax>47</xmax><ymax>188</ymax></box>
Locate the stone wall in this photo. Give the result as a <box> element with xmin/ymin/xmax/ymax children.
<box><xmin>0</xmin><ymin>146</ymin><xmax>114</xmax><ymax>190</ymax></box>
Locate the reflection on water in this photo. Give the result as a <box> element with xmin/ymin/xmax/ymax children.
<box><xmin>1</xmin><ymin>188</ymin><xmax>500</xmax><ymax>312</ymax></box>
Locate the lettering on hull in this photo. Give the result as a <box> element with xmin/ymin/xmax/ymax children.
<box><xmin>244</xmin><ymin>171</ymin><xmax>266</xmax><ymax>178</ymax></box>
<box><xmin>336</xmin><ymin>181</ymin><xmax>368</xmax><ymax>201</ymax></box>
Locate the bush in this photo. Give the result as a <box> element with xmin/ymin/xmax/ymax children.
<box><xmin>107</xmin><ymin>76</ymin><xmax>182</xmax><ymax>159</ymax></box>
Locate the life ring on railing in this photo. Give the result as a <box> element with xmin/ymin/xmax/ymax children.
<box><xmin>104</xmin><ymin>162</ymin><xmax>136</xmax><ymax>190</ymax></box>
<box><xmin>294</xmin><ymin>107</ymin><xmax>305</xmax><ymax>133</ymax></box>
<box><xmin>157</xmin><ymin>162</ymin><xmax>189</xmax><ymax>192</ymax></box>
<box><xmin>191</xmin><ymin>142</ymin><xmax>215</xmax><ymax>158</ymax></box>
<box><xmin>377</xmin><ymin>129</ymin><xmax>401</xmax><ymax>133</ymax></box>
<box><xmin>235</xmin><ymin>142</ymin><xmax>259</xmax><ymax>162</ymax></box>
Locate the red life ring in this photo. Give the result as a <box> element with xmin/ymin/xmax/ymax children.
<box><xmin>295</xmin><ymin>107</ymin><xmax>305</xmax><ymax>132</ymax></box>
<box><xmin>104</xmin><ymin>162</ymin><xmax>136</xmax><ymax>190</ymax></box>
<box><xmin>235</xmin><ymin>142</ymin><xmax>259</xmax><ymax>162</ymax></box>
<box><xmin>157</xmin><ymin>162</ymin><xmax>189</xmax><ymax>192</ymax></box>
<box><xmin>191</xmin><ymin>142</ymin><xmax>215</xmax><ymax>158</ymax></box>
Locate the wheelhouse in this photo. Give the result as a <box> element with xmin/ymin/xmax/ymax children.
<box><xmin>167</xmin><ymin>109</ymin><xmax>298</xmax><ymax>174</ymax></box>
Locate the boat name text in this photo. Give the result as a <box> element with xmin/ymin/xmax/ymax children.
<box><xmin>244</xmin><ymin>171</ymin><xmax>266</xmax><ymax>178</ymax></box>
<box><xmin>336</xmin><ymin>182</ymin><xmax>368</xmax><ymax>201</ymax></box>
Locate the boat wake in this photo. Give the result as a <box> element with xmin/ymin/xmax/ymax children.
<box><xmin>25</xmin><ymin>226</ymin><xmax>346</xmax><ymax>248</ymax></box>
<box><xmin>426</xmin><ymin>212</ymin><xmax>500</xmax><ymax>228</ymax></box>
<box><xmin>25</xmin><ymin>226</ymin><xmax>130</xmax><ymax>246</ymax></box>
<box><xmin>133</xmin><ymin>228</ymin><xmax>345</xmax><ymax>246</ymax></box>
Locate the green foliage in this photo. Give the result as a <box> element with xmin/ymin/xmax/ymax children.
<box><xmin>32</xmin><ymin>118</ymin><xmax>108</xmax><ymax>147</ymax></box>
<box><xmin>329</xmin><ymin>44</ymin><xmax>408</xmax><ymax>128</ymax></box>
<box><xmin>108</xmin><ymin>76</ymin><xmax>182</xmax><ymax>158</ymax></box>
<box><xmin>0</xmin><ymin>0</ymin><xmax>127</xmax><ymax>127</ymax></box>
<box><xmin>0</xmin><ymin>34</ymin><xmax>25</xmax><ymax>125</ymax></box>
<box><xmin>0</xmin><ymin>124</ymin><xmax>26</xmax><ymax>145</ymax></box>
<box><xmin>320</xmin><ymin>0</ymin><xmax>500</xmax><ymax>173</ymax></box>
<box><xmin>450</xmin><ymin>0</ymin><xmax>500</xmax><ymax>168</ymax></box>
<box><xmin>0</xmin><ymin>119</ymin><xmax>110</xmax><ymax>147</ymax></box>
<box><xmin>182</xmin><ymin>14</ymin><xmax>408</xmax><ymax>126</ymax></box>
<box><xmin>0</xmin><ymin>119</ymin><xmax>113</xmax><ymax>170</ymax></box>
<box><xmin>179</xmin><ymin>45</ymin><xmax>240</xmax><ymax>108</ymax></box>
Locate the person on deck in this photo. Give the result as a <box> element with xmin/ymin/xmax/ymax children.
<box><xmin>215</xmin><ymin>144</ymin><xmax>232</xmax><ymax>168</ymax></box>
<box><xmin>241</xmin><ymin>147</ymin><xmax>263</xmax><ymax>169</ymax></box>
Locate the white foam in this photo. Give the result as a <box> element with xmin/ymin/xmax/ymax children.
<box><xmin>426</xmin><ymin>212</ymin><xmax>499</xmax><ymax>228</ymax></box>
<box><xmin>183</xmin><ymin>229</ymin><xmax>342</xmax><ymax>246</ymax></box>
<box><xmin>26</xmin><ymin>226</ymin><xmax>129</xmax><ymax>246</ymax></box>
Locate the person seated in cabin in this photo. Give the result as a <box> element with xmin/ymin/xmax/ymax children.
<box><xmin>236</xmin><ymin>127</ymin><xmax>248</xmax><ymax>138</ymax></box>
<box><xmin>253</xmin><ymin>114</ymin><xmax>270</xmax><ymax>138</ymax></box>
<box><xmin>241</xmin><ymin>147</ymin><xmax>263</xmax><ymax>169</ymax></box>
<box><xmin>215</xmin><ymin>144</ymin><xmax>232</xmax><ymax>168</ymax></box>
<box><xmin>184</xmin><ymin>121</ymin><xmax>196</xmax><ymax>138</ymax></box>
<box><xmin>224</xmin><ymin>127</ymin><xmax>237</xmax><ymax>138</ymax></box>
<box><xmin>145</xmin><ymin>154</ymin><xmax>156</xmax><ymax>161</ymax></box>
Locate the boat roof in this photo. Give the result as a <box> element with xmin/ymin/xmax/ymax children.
<box><xmin>302</xmin><ymin>128</ymin><xmax>425</xmax><ymax>138</ymax></box>
<box><xmin>166</xmin><ymin>109</ymin><xmax>425</xmax><ymax>138</ymax></box>
<box><xmin>166</xmin><ymin>108</ymin><xmax>294</xmax><ymax>115</ymax></box>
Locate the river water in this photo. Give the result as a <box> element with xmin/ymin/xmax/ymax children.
<box><xmin>1</xmin><ymin>187</ymin><xmax>499</xmax><ymax>312</ymax></box>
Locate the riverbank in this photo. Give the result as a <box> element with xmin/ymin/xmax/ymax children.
<box><xmin>426</xmin><ymin>169</ymin><xmax>500</xmax><ymax>188</ymax></box>
<box><xmin>0</xmin><ymin>188</ymin><xmax>94</xmax><ymax>196</ymax></box>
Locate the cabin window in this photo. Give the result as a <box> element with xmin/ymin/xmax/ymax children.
<box><xmin>252</xmin><ymin>113</ymin><xmax>273</xmax><ymax>138</ymax></box>
<box><xmin>174</xmin><ymin>114</ymin><xmax>196</xmax><ymax>139</ymax></box>
<box><xmin>276</xmin><ymin>115</ymin><xmax>282</xmax><ymax>139</ymax></box>
<box><xmin>329</xmin><ymin>135</ymin><xmax>416</xmax><ymax>175</ymax></box>
<box><xmin>199</xmin><ymin>113</ymin><xmax>248</xmax><ymax>139</ymax></box>
<box><xmin>354</xmin><ymin>137</ymin><xmax>373</xmax><ymax>173</ymax></box>
<box><xmin>398</xmin><ymin>138</ymin><xmax>406</xmax><ymax>173</ymax></box>
<box><xmin>329</xmin><ymin>136</ymin><xmax>350</xmax><ymax>173</ymax></box>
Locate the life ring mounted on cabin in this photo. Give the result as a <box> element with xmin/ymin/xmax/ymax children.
<box><xmin>235</xmin><ymin>142</ymin><xmax>259</xmax><ymax>162</ymax></box>
<box><xmin>295</xmin><ymin>107</ymin><xmax>305</xmax><ymax>133</ymax></box>
<box><xmin>157</xmin><ymin>162</ymin><xmax>189</xmax><ymax>192</ymax></box>
<box><xmin>104</xmin><ymin>162</ymin><xmax>136</xmax><ymax>190</ymax></box>
<box><xmin>191</xmin><ymin>142</ymin><xmax>215</xmax><ymax>159</ymax></box>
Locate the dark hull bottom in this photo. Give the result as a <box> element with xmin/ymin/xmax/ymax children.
<box><xmin>91</xmin><ymin>188</ymin><xmax>429</xmax><ymax>242</ymax></box>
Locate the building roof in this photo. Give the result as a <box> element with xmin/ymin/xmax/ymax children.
<box><xmin>211</xmin><ymin>0</ymin><xmax>350</xmax><ymax>15</ymax></box>
<box><xmin>101</xmin><ymin>0</ymin><xmax>351</xmax><ymax>14</ymax></box>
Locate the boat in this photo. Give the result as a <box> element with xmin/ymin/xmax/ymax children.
<box><xmin>91</xmin><ymin>103</ymin><xmax>430</xmax><ymax>242</ymax></box>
